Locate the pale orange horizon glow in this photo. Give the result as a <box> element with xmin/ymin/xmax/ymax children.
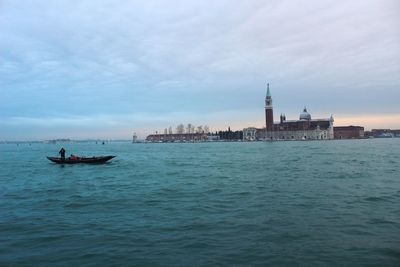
<box><xmin>334</xmin><ymin>114</ymin><xmax>400</xmax><ymax>130</ymax></box>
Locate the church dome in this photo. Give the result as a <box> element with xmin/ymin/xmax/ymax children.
<box><xmin>300</xmin><ymin>107</ymin><xmax>311</xmax><ymax>120</ymax></box>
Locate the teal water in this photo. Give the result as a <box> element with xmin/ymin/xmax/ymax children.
<box><xmin>1</xmin><ymin>139</ymin><xmax>399</xmax><ymax>266</ymax></box>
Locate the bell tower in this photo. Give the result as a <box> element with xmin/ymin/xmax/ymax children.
<box><xmin>265</xmin><ymin>83</ymin><xmax>274</xmax><ymax>131</ymax></box>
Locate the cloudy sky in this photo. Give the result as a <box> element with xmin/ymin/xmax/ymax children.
<box><xmin>1</xmin><ymin>0</ymin><xmax>399</xmax><ymax>140</ymax></box>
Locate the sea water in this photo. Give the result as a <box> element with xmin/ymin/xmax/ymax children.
<box><xmin>0</xmin><ymin>139</ymin><xmax>399</xmax><ymax>266</ymax></box>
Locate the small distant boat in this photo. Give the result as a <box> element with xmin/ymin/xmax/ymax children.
<box><xmin>375</xmin><ymin>133</ymin><xmax>393</xmax><ymax>138</ymax></box>
<box><xmin>47</xmin><ymin>155</ymin><xmax>115</xmax><ymax>164</ymax></box>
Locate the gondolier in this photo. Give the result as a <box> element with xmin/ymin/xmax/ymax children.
<box><xmin>59</xmin><ymin>147</ymin><xmax>66</xmax><ymax>160</ymax></box>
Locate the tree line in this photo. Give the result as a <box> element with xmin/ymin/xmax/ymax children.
<box><xmin>217</xmin><ymin>127</ymin><xmax>243</xmax><ymax>140</ymax></box>
<box><xmin>160</xmin><ymin>124</ymin><xmax>211</xmax><ymax>135</ymax></box>
<box><xmin>157</xmin><ymin>125</ymin><xmax>243</xmax><ymax>140</ymax></box>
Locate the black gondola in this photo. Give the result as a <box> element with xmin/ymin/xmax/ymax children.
<box><xmin>47</xmin><ymin>155</ymin><xmax>115</xmax><ymax>164</ymax></box>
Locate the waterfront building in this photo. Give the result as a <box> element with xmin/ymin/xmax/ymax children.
<box><xmin>334</xmin><ymin>126</ymin><xmax>364</xmax><ymax>139</ymax></box>
<box><xmin>207</xmin><ymin>134</ymin><xmax>220</xmax><ymax>141</ymax></box>
<box><xmin>243</xmin><ymin>84</ymin><xmax>334</xmax><ymax>141</ymax></box>
<box><xmin>264</xmin><ymin>84</ymin><xmax>334</xmax><ymax>140</ymax></box>
<box><xmin>243</xmin><ymin>127</ymin><xmax>258</xmax><ymax>141</ymax></box>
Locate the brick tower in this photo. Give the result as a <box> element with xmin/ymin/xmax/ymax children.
<box><xmin>265</xmin><ymin>83</ymin><xmax>274</xmax><ymax>131</ymax></box>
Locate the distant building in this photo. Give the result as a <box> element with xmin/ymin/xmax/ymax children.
<box><xmin>207</xmin><ymin>134</ymin><xmax>220</xmax><ymax>141</ymax></box>
<box><xmin>243</xmin><ymin>127</ymin><xmax>258</xmax><ymax>141</ymax></box>
<box><xmin>334</xmin><ymin>126</ymin><xmax>364</xmax><ymax>139</ymax></box>
<box><xmin>132</xmin><ymin>132</ymin><xmax>138</xmax><ymax>143</ymax></box>
<box><xmin>244</xmin><ymin>84</ymin><xmax>334</xmax><ymax>141</ymax></box>
<box><xmin>368</xmin><ymin>129</ymin><xmax>400</xmax><ymax>138</ymax></box>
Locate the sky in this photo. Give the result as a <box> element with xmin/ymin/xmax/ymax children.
<box><xmin>0</xmin><ymin>0</ymin><xmax>399</xmax><ymax>140</ymax></box>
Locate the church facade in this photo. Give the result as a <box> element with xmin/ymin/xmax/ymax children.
<box><xmin>243</xmin><ymin>84</ymin><xmax>334</xmax><ymax>141</ymax></box>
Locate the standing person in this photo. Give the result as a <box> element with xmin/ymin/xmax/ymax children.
<box><xmin>59</xmin><ymin>147</ymin><xmax>66</xmax><ymax>160</ymax></box>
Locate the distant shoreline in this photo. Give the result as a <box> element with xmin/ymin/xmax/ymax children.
<box><xmin>3</xmin><ymin>137</ymin><xmax>400</xmax><ymax>145</ymax></box>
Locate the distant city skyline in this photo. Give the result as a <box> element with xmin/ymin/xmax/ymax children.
<box><xmin>1</xmin><ymin>0</ymin><xmax>399</xmax><ymax>140</ymax></box>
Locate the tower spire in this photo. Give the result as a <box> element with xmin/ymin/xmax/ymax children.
<box><xmin>265</xmin><ymin>83</ymin><xmax>273</xmax><ymax>132</ymax></box>
<box><xmin>266</xmin><ymin>83</ymin><xmax>271</xmax><ymax>97</ymax></box>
